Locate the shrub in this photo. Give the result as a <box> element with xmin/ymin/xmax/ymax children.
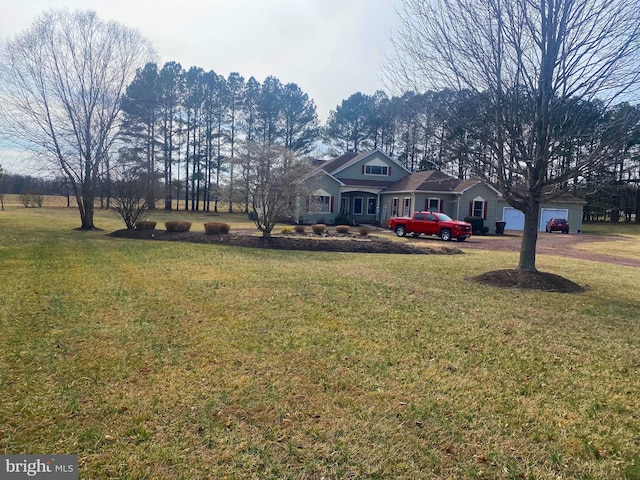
<box><xmin>333</xmin><ymin>213</ymin><xmax>349</xmax><ymax>226</ymax></box>
<box><xmin>20</xmin><ymin>193</ymin><xmax>43</xmax><ymax>208</ymax></box>
<box><xmin>280</xmin><ymin>226</ymin><xmax>294</xmax><ymax>234</ymax></box>
<box><xmin>294</xmin><ymin>225</ymin><xmax>306</xmax><ymax>234</ymax></box>
<box><xmin>135</xmin><ymin>221</ymin><xmax>156</xmax><ymax>231</ymax></box>
<box><xmin>312</xmin><ymin>223</ymin><xmax>326</xmax><ymax>235</ymax></box>
<box><xmin>204</xmin><ymin>222</ymin><xmax>230</xmax><ymax>235</ymax></box>
<box><xmin>464</xmin><ymin>216</ymin><xmax>486</xmax><ymax>235</ymax></box>
<box><xmin>358</xmin><ymin>227</ymin><xmax>370</xmax><ymax>236</ymax></box>
<box><xmin>335</xmin><ymin>225</ymin><xmax>350</xmax><ymax>234</ymax></box>
<box><xmin>165</xmin><ymin>221</ymin><xmax>191</xmax><ymax>232</ymax></box>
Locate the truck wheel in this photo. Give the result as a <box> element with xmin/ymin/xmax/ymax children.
<box><xmin>395</xmin><ymin>225</ymin><xmax>407</xmax><ymax>237</ymax></box>
<box><xmin>439</xmin><ymin>229</ymin><xmax>452</xmax><ymax>241</ymax></box>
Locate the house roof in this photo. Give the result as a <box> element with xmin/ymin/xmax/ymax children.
<box><xmin>382</xmin><ymin>170</ymin><xmax>483</xmax><ymax>194</ymax></box>
<box><xmin>540</xmin><ymin>187</ymin><xmax>587</xmax><ymax>204</ymax></box>
<box><xmin>316</xmin><ymin>150</ymin><xmax>412</xmax><ymax>176</ymax></box>
<box><xmin>318</xmin><ymin>152</ymin><xmax>360</xmax><ymax>174</ymax></box>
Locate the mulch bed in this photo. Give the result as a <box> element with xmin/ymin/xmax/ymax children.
<box><xmin>470</xmin><ymin>269</ymin><xmax>587</xmax><ymax>293</ymax></box>
<box><xmin>108</xmin><ymin>229</ymin><xmax>464</xmax><ymax>255</ymax></box>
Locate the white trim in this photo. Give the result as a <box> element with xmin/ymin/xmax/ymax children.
<box><xmin>540</xmin><ymin>208</ymin><xmax>569</xmax><ymax>232</ymax></box>
<box><xmin>341</xmin><ymin>187</ymin><xmax>383</xmax><ymax>195</ymax></box>
<box><xmin>403</xmin><ymin>197</ymin><xmax>411</xmax><ymax>216</ymax></box>
<box><xmin>309</xmin><ymin>194</ymin><xmax>331</xmax><ymax>214</ymax></box>
<box><xmin>391</xmin><ymin>197</ymin><xmax>399</xmax><ymax>217</ymax></box>
<box><xmin>456</xmin><ymin>181</ymin><xmax>503</xmax><ymax>197</ymax></box>
<box><xmin>307</xmin><ymin>168</ymin><xmax>345</xmax><ymax>186</ymax></box>
<box><xmin>472</xmin><ymin>198</ymin><xmax>486</xmax><ymax>219</ymax></box>
<box><xmin>427</xmin><ymin>197</ymin><xmax>441</xmax><ymax>211</ymax></box>
<box><xmin>364</xmin><ymin>164</ymin><xmax>389</xmax><ymax>176</ymax></box>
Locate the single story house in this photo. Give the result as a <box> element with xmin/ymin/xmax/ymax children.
<box><xmin>300</xmin><ymin>150</ymin><xmax>585</xmax><ymax>233</ymax></box>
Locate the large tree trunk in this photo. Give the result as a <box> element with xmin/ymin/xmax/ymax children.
<box><xmin>518</xmin><ymin>201</ymin><xmax>540</xmax><ymax>272</ymax></box>
<box><xmin>77</xmin><ymin>195</ymin><xmax>96</xmax><ymax>230</ymax></box>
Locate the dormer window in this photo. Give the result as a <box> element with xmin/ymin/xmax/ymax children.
<box><xmin>362</xmin><ymin>158</ymin><xmax>391</xmax><ymax>176</ymax></box>
<box><xmin>365</xmin><ymin>164</ymin><xmax>388</xmax><ymax>176</ymax></box>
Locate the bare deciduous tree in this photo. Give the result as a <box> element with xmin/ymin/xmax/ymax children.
<box><xmin>387</xmin><ymin>0</ymin><xmax>640</xmax><ymax>272</ymax></box>
<box><xmin>0</xmin><ymin>9</ymin><xmax>156</xmax><ymax>229</ymax></box>
<box><xmin>238</xmin><ymin>142</ymin><xmax>313</xmax><ymax>238</ymax></box>
<box><xmin>111</xmin><ymin>164</ymin><xmax>149</xmax><ymax>230</ymax></box>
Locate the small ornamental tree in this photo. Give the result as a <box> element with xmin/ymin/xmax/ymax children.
<box><xmin>111</xmin><ymin>166</ymin><xmax>149</xmax><ymax>229</ymax></box>
<box><xmin>238</xmin><ymin>142</ymin><xmax>314</xmax><ymax>239</ymax></box>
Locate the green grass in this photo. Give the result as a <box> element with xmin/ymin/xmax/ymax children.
<box><xmin>1</xmin><ymin>207</ymin><xmax>640</xmax><ymax>479</ymax></box>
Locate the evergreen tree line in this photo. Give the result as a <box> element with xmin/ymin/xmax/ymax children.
<box><xmin>326</xmin><ymin>90</ymin><xmax>640</xmax><ymax>219</ymax></box>
<box><xmin>118</xmin><ymin>60</ymin><xmax>640</xmax><ymax>215</ymax></box>
<box><xmin>3</xmin><ymin>61</ymin><xmax>639</xmax><ymax>219</ymax></box>
<box><xmin>116</xmin><ymin>61</ymin><xmax>320</xmax><ymax>213</ymax></box>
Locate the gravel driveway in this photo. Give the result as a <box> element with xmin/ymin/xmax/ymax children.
<box><xmin>456</xmin><ymin>231</ymin><xmax>640</xmax><ymax>267</ymax></box>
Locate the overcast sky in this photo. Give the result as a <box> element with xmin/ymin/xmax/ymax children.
<box><xmin>1</xmin><ymin>0</ymin><xmax>402</xmax><ymax>122</ymax></box>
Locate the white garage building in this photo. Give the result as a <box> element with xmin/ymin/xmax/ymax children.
<box><xmin>498</xmin><ymin>192</ymin><xmax>586</xmax><ymax>233</ymax></box>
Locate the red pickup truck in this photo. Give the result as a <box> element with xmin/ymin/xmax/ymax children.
<box><xmin>389</xmin><ymin>211</ymin><xmax>472</xmax><ymax>241</ymax></box>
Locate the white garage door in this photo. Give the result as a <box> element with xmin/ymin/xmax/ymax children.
<box><xmin>502</xmin><ymin>207</ymin><xmax>524</xmax><ymax>230</ymax></box>
<box><xmin>540</xmin><ymin>208</ymin><xmax>569</xmax><ymax>231</ymax></box>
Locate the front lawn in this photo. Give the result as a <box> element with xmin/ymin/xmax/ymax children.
<box><xmin>1</xmin><ymin>207</ymin><xmax>639</xmax><ymax>479</ymax></box>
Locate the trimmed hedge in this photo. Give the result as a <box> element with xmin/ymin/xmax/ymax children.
<box><xmin>294</xmin><ymin>225</ymin><xmax>306</xmax><ymax>234</ymax></box>
<box><xmin>135</xmin><ymin>221</ymin><xmax>156</xmax><ymax>231</ymax></box>
<box><xmin>335</xmin><ymin>225</ymin><xmax>350</xmax><ymax>234</ymax></box>
<box><xmin>204</xmin><ymin>222</ymin><xmax>231</xmax><ymax>235</ymax></box>
<box><xmin>464</xmin><ymin>216</ymin><xmax>489</xmax><ymax>235</ymax></box>
<box><xmin>165</xmin><ymin>221</ymin><xmax>192</xmax><ymax>232</ymax></box>
<box><xmin>312</xmin><ymin>223</ymin><xmax>326</xmax><ymax>235</ymax></box>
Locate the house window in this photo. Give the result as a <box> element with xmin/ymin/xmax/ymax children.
<box><xmin>340</xmin><ymin>197</ymin><xmax>349</xmax><ymax>215</ymax></box>
<box><xmin>403</xmin><ymin>197</ymin><xmax>411</xmax><ymax>216</ymax></box>
<box><xmin>353</xmin><ymin>197</ymin><xmax>363</xmax><ymax>215</ymax></box>
<box><xmin>367</xmin><ymin>198</ymin><xmax>377</xmax><ymax>215</ymax></box>
<box><xmin>391</xmin><ymin>197</ymin><xmax>399</xmax><ymax>217</ymax></box>
<box><xmin>310</xmin><ymin>195</ymin><xmax>331</xmax><ymax>213</ymax></box>
<box><xmin>471</xmin><ymin>198</ymin><xmax>487</xmax><ymax>219</ymax></box>
<box><xmin>365</xmin><ymin>164</ymin><xmax>389</xmax><ymax>176</ymax></box>
<box><xmin>426</xmin><ymin>198</ymin><xmax>441</xmax><ymax>212</ymax></box>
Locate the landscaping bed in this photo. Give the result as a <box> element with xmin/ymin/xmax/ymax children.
<box><xmin>109</xmin><ymin>228</ymin><xmax>464</xmax><ymax>255</ymax></box>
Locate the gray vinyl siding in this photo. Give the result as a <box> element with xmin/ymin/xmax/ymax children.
<box><xmin>457</xmin><ymin>184</ymin><xmax>501</xmax><ymax>232</ymax></box>
<box><xmin>496</xmin><ymin>199</ymin><xmax>585</xmax><ymax>232</ymax></box>
<box><xmin>301</xmin><ymin>174</ymin><xmax>341</xmax><ymax>224</ymax></box>
<box><xmin>379</xmin><ymin>193</ymin><xmax>413</xmax><ymax>221</ymax></box>
<box><xmin>336</xmin><ymin>152</ymin><xmax>408</xmax><ymax>182</ymax></box>
<box><xmin>540</xmin><ymin>201</ymin><xmax>584</xmax><ymax>233</ymax></box>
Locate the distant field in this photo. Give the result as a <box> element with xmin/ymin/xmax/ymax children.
<box><xmin>1</xmin><ymin>193</ymin><xmax>73</xmax><ymax>207</ymax></box>
<box><xmin>1</xmin><ymin>207</ymin><xmax>640</xmax><ymax>479</ymax></box>
<box><xmin>0</xmin><ymin>193</ymin><xmax>240</xmax><ymax>213</ymax></box>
